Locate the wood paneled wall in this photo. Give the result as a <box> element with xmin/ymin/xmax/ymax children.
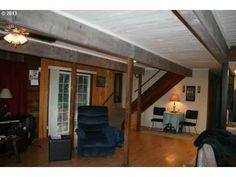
<box><xmin>24</xmin><ymin>55</ymin><xmax>41</xmax><ymax>137</ymax></box>
<box><xmin>76</xmin><ymin>64</ymin><xmax>117</xmax><ymax>107</ymax></box>
<box><xmin>39</xmin><ymin>58</ymin><xmax>120</xmax><ymax>138</ymax></box>
<box><xmin>92</xmin><ymin>69</ymin><xmax>115</xmax><ymax>107</ymax></box>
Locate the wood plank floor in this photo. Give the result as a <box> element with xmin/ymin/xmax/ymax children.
<box><xmin>0</xmin><ymin>130</ymin><xmax>197</xmax><ymax>167</ymax></box>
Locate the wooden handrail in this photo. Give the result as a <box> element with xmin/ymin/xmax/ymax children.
<box><xmin>102</xmin><ymin>92</ymin><xmax>114</xmax><ymax>106</ymax></box>
<box><xmin>132</xmin><ymin>72</ymin><xmax>185</xmax><ymax>113</ymax></box>
<box><xmin>134</xmin><ymin>69</ymin><xmax>160</xmax><ymax>92</ymax></box>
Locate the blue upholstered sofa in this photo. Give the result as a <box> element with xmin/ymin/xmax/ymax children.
<box><xmin>75</xmin><ymin>106</ymin><xmax>124</xmax><ymax>157</ymax></box>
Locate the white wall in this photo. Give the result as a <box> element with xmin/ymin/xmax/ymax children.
<box><xmin>141</xmin><ymin>69</ymin><xmax>209</xmax><ymax>134</ymax></box>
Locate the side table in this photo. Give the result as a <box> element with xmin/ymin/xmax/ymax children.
<box><xmin>48</xmin><ymin>135</ymin><xmax>72</xmax><ymax>161</ymax></box>
<box><xmin>163</xmin><ymin>112</ymin><xmax>184</xmax><ymax>133</ymax></box>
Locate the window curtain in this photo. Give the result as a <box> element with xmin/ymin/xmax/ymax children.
<box><xmin>0</xmin><ymin>59</ymin><xmax>28</xmax><ymax>115</ymax></box>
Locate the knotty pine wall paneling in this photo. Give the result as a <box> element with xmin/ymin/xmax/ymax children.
<box><xmin>24</xmin><ymin>55</ymin><xmax>41</xmax><ymax>137</ymax></box>
<box><xmin>39</xmin><ymin>58</ymin><xmax>119</xmax><ymax>138</ymax></box>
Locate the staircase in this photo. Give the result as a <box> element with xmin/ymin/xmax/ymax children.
<box><xmin>132</xmin><ymin>72</ymin><xmax>185</xmax><ymax>113</ymax></box>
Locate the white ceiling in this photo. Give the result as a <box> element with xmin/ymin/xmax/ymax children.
<box><xmin>55</xmin><ymin>10</ymin><xmax>220</xmax><ymax>70</ymax></box>
<box><xmin>213</xmin><ymin>11</ymin><xmax>236</xmax><ymax>72</ymax></box>
<box><xmin>213</xmin><ymin>10</ymin><xmax>236</xmax><ymax>47</ymax></box>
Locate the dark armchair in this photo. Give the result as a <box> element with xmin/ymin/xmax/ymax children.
<box><xmin>75</xmin><ymin>106</ymin><xmax>124</xmax><ymax>157</ymax></box>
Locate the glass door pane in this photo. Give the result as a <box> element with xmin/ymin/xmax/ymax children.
<box><xmin>57</xmin><ymin>72</ymin><xmax>71</xmax><ymax>134</ymax></box>
<box><xmin>74</xmin><ymin>73</ymin><xmax>91</xmax><ymax>147</ymax></box>
<box><xmin>48</xmin><ymin>69</ymin><xmax>71</xmax><ymax>136</ymax></box>
<box><xmin>74</xmin><ymin>73</ymin><xmax>91</xmax><ymax>128</ymax></box>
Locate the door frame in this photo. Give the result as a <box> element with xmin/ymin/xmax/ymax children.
<box><xmin>48</xmin><ymin>68</ymin><xmax>72</xmax><ymax>136</ymax></box>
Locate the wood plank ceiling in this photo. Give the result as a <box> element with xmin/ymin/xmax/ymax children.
<box><xmin>56</xmin><ymin>10</ymin><xmax>220</xmax><ymax>69</ymax></box>
<box><xmin>213</xmin><ymin>11</ymin><xmax>236</xmax><ymax>71</ymax></box>
<box><xmin>213</xmin><ymin>10</ymin><xmax>236</xmax><ymax>47</ymax></box>
<box><xmin>0</xmin><ymin>10</ymin><xmax>191</xmax><ymax>76</ymax></box>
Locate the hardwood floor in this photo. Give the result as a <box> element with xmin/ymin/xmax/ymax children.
<box><xmin>0</xmin><ymin>130</ymin><xmax>197</xmax><ymax>167</ymax></box>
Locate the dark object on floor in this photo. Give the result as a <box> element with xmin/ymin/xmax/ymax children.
<box><xmin>48</xmin><ymin>135</ymin><xmax>71</xmax><ymax>161</ymax></box>
<box><xmin>151</xmin><ymin>107</ymin><xmax>166</xmax><ymax>128</ymax></box>
<box><xmin>0</xmin><ymin>136</ymin><xmax>21</xmax><ymax>163</ymax></box>
<box><xmin>179</xmin><ymin>110</ymin><xmax>198</xmax><ymax>133</ymax></box>
<box><xmin>163</xmin><ymin>123</ymin><xmax>175</xmax><ymax>133</ymax></box>
<box><xmin>194</xmin><ymin>129</ymin><xmax>236</xmax><ymax>166</ymax></box>
<box><xmin>76</xmin><ymin>106</ymin><xmax>124</xmax><ymax>157</ymax></box>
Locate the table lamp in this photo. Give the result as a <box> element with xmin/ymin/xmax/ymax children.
<box><xmin>170</xmin><ymin>94</ymin><xmax>180</xmax><ymax>113</ymax></box>
<box><xmin>0</xmin><ymin>88</ymin><xmax>13</xmax><ymax>113</ymax></box>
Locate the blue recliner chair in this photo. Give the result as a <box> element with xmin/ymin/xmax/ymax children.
<box><xmin>75</xmin><ymin>106</ymin><xmax>124</xmax><ymax>157</ymax></box>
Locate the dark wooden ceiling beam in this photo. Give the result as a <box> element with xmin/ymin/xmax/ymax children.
<box><xmin>173</xmin><ymin>10</ymin><xmax>229</xmax><ymax>64</ymax></box>
<box><xmin>0</xmin><ymin>10</ymin><xmax>192</xmax><ymax>76</ymax></box>
<box><xmin>0</xmin><ymin>39</ymin><xmax>145</xmax><ymax>74</ymax></box>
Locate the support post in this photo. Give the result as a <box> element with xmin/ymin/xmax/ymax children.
<box><xmin>69</xmin><ymin>62</ymin><xmax>77</xmax><ymax>148</ymax></box>
<box><xmin>38</xmin><ymin>59</ymin><xmax>49</xmax><ymax>139</ymax></box>
<box><xmin>123</xmin><ymin>58</ymin><xmax>133</xmax><ymax>166</ymax></box>
<box><xmin>137</xmin><ymin>74</ymin><xmax>142</xmax><ymax>131</ymax></box>
<box><xmin>220</xmin><ymin>62</ymin><xmax>229</xmax><ymax>129</ymax></box>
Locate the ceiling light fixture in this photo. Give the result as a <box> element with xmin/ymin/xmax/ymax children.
<box><xmin>4</xmin><ymin>25</ymin><xmax>29</xmax><ymax>47</ymax></box>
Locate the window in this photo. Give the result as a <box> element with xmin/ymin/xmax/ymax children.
<box><xmin>76</xmin><ymin>74</ymin><xmax>91</xmax><ymax>106</ymax></box>
<box><xmin>74</xmin><ymin>73</ymin><xmax>91</xmax><ymax>128</ymax></box>
<box><xmin>57</xmin><ymin>73</ymin><xmax>71</xmax><ymax>133</ymax></box>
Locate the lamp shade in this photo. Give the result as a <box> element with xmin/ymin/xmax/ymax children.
<box><xmin>0</xmin><ymin>88</ymin><xmax>13</xmax><ymax>99</ymax></box>
<box><xmin>4</xmin><ymin>32</ymin><xmax>28</xmax><ymax>46</ymax></box>
<box><xmin>170</xmin><ymin>94</ymin><xmax>180</xmax><ymax>102</ymax></box>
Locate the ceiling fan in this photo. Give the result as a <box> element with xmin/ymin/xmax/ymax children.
<box><xmin>0</xmin><ymin>22</ymin><xmax>56</xmax><ymax>44</ymax></box>
<box><xmin>3</xmin><ymin>24</ymin><xmax>29</xmax><ymax>47</ymax></box>
<box><xmin>4</xmin><ymin>24</ymin><xmax>29</xmax><ymax>35</ymax></box>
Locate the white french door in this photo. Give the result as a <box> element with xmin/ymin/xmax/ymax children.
<box><xmin>73</xmin><ymin>73</ymin><xmax>91</xmax><ymax>147</ymax></box>
<box><xmin>48</xmin><ymin>69</ymin><xmax>71</xmax><ymax>136</ymax></box>
<box><xmin>48</xmin><ymin>68</ymin><xmax>91</xmax><ymax>137</ymax></box>
<box><xmin>74</xmin><ymin>73</ymin><xmax>91</xmax><ymax>128</ymax></box>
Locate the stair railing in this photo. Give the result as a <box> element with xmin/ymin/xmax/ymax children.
<box><xmin>134</xmin><ymin>69</ymin><xmax>161</xmax><ymax>93</ymax></box>
<box><xmin>102</xmin><ymin>92</ymin><xmax>114</xmax><ymax>106</ymax></box>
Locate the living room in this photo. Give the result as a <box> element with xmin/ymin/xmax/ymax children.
<box><xmin>1</xmin><ymin>2</ymin><xmax>236</xmax><ymax>177</ymax></box>
<box><xmin>0</xmin><ymin>51</ymin><xmax>199</xmax><ymax>167</ymax></box>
